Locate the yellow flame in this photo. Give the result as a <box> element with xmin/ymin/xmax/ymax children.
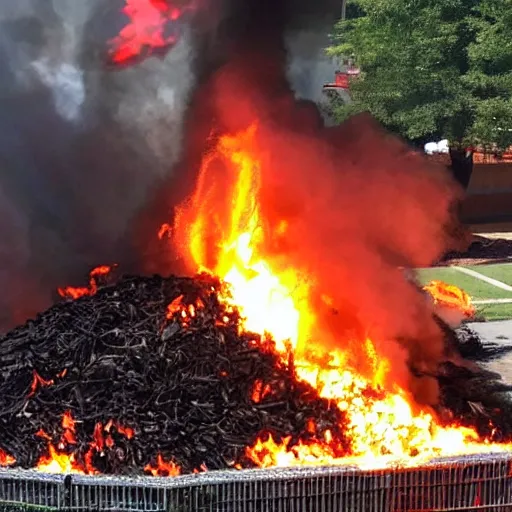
<box><xmin>36</xmin><ymin>445</ymin><xmax>83</xmax><ymax>474</ymax></box>
<box><xmin>177</xmin><ymin>124</ymin><xmax>512</xmax><ymax>470</ymax></box>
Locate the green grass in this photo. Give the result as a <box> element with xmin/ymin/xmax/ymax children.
<box><xmin>417</xmin><ymin>263</ymin><xmax>512</xmax><ymax>321</ymax></box>
<box><xmin>473</xmin><ymin>262</ymin><xmax>512</xmax><ymax>286</ymax></box>
<box><xmin>418</xmin><ymin>267</ymin><xmax>512</xmax><ymax>299</ymax></box>
<box><xmin>475</xmin><ymin>303</ymin><xmax>512</xmax><ymax>321</ymax></box>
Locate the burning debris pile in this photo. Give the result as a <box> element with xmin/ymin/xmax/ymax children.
<box><xmin>0</xmin><ymin>273</ymin><xmax>346</xmax><ymax>475</ymax></box>
<box><xmin>0</xmin><ymin>268</ymin><xmax>511</xmax><ymax>477</ymax></box>
<box><xmin>2</xmin><ymin>93</ymin><xmax>512</xmax><ymax>477</ymax></box>
<box><xmin>3</xmin><ymin>0</ymin><xmax>512</xmax><ymax>485</ymax></box>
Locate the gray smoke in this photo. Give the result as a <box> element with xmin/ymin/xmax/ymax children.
<box><xmin>286</xmin><ymin>31</ymin><xmax>337</xmax><ymax>102</ymax></box>
<box><xmin>284</xmin><ymin>2</ymin><xmax>340</xmax><ymax>123</ymax></box>
<box><xmin>0</xmin><ymin>0</ymin><xmax>197</xmax><ymax>328</ymax></box>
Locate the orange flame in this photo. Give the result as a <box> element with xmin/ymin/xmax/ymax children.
<box><xmin>251</xmin><ymin>379</ymin><xmax>272</xmax><ymax>403</ymax></box>
<box><xmin>83</xmin><ymin>419</ymin><xmax>135</xmax><ymax>473</ymax></box>
<box><xmin>424</xmin><ymin>280</ymin><xmax>475</xmax><ymax>317</ymax></box>
<box><xmin>0</xmin><ymin>449</ymin><xmax>15</xmax><ymax>467</ymax></box>
<box><xmin>58</xmin><ymin>265</ymin><xmax>114</xmax><ymax>300</ymax></box>
<box><xmin>175</xmin><ymin>124</ymin><xmax>311</xmax><ymax>353</ymax></box>
<box><xmin>173</xmin><ymin>124</ymin><xmax>512</xmax><ymax>470</ymax></box>
<box><xmin>145</xmin><ymin>454</ymin><xmax>181</xmax><ymax>476</ymax></box>
<box><xmin>158</xmin><ymin>222</ymin><xmax>172</xmax><ymax>240</ymax></box>
<box><xmin>61</xmin><ymin>411</ymin><xmax>77</xmax><ymax>445</ymax></box>
<box><xmin>246</xmin><ymin>433</ymin><xmax>344</xmax><ymax>468</ymax></box>
<box><xmin>36</xmin><ymin>444</ymin><xmax>84</xmax><ymax>474</ymax></box>
<box><xmin>28</xmin><ymin>370</ymin><xmax>54</xmax><ymax>397</ymax></box>
<box><xmin>115</xmin><ymin>424</ymin><xmax>134</xmax><ymax>440</ymax></box>
<box><xmin>193</xmin><ymin>463</ymin><xmax>208</xmax><ymax>473</ymax></box>
<box><xmin>34</xmin><ymin>413</ymin><xmax>133</xmax><ymax>475</ymax></box>
<box><xmin>108</xmin><ymin>0</ymin><xmax>197</xmax><ymax>67</ymax></box>
<box><xmin>165</xmin><ymin>295</ymin><xmax>205</xmax><ymax>326</ymax></box>
<box><xmin>36</xmin><ymin>411</ymin><xmax>83</xmax><ymax>473</ymax></box>
<box><xmin>103</xmin><ymin>418</ymin><xmax>135</xmax><ymax>440</ymax></box>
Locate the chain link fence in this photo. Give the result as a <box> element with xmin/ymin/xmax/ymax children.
<box><xmin>0</xmin><ymin>453</ymin><xmax>511</xmax><ymax>511</ymax></box>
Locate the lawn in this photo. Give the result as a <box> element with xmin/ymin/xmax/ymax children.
<box><xmin>473</xmin><ymin>262</ymin><xmax>512</xmax><ymax>286</ymax></box>
<box><xmin>417</xmin><ymin>263</ymin><xmax>512</xmax><ymax>321</ymax></box>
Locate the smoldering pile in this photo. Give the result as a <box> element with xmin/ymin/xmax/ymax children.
<box><xmin>438</xmin><ymin>322</ymin><xmax>512</xmax><ymax>436</ymax></box>
<box><xmin>0</xmin><ymin>272</ymin><xmax>511</xmax><ymax>476</ymax></box>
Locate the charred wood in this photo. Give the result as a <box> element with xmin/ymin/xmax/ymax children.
<box><xmin>0</xmin><ymin>274</ymin><xmax>347</xmax><ymax>475</ymax></box>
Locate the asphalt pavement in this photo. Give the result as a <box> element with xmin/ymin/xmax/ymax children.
<box><xmin>467</xmin><ymin>320</ymin><xmax>512</xmax><ymax>382</ymax></box>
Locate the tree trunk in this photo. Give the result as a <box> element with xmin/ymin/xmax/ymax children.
<box><xmin>449</xmin><ymin>147</ymin><xmax>473</xmax><ymax>190</ymax></box>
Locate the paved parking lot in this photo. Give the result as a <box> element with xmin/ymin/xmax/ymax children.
<box><xmin>468</xmin><ymin>320</ymin><xmax>512</xmax><ymax>382</ymax></box>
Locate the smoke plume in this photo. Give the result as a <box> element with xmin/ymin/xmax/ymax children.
<box><xmin>1</xmin><ymin>0</ymin><xmax>470</xmax><ymax>410</ymax></box>
<box><xmin>138</xmin><ymin>0</ymin><xmax>469</xmax><ymax>408</ymax></box>
<box><xmin>0</xmin><ymin>0</ymin><xmax>202</xmax><ymax>328</ymax></box>
<box><xmin>0</xmin><ymin>0</ymin><xmax>340</xmax><ymax>330</ymax></box>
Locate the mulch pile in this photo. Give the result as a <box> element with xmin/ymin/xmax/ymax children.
<box><xmin>440</xmin><ymin>236</ymin><xmax>512</xmax><ymax>266</ymax></box>
<box><xmin>437</xmin><ymin>322</ymin><xmax>512</xmax><ymax>436</ymax></box>
<box><xmin>0</xmin><ymin>273</ymin><xmax>347</xmax><ymax>475</ymax></box>
<box><xmin>0</xmin><ymin>272</ymin><xmax>511</xmax><ymax>476</ymax></box>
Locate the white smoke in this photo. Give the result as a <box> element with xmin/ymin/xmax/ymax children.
<box><xmin>106</xmin><ymin>29</ymin><xmax>195</xmax><ymax>172</ymax></box>
<box><xmin>32</xmin><ymin>60</ymin><xmax>85</xmax><ymax>122</ymax></box>
<box><xmin>283</xmin><ymin>2</ymin><xmax>341</xmax><ymax>123</ymax></box>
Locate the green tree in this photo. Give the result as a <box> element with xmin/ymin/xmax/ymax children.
<box><xmin>327</xmin><ymin>0</ymin><xmax>512</xmax><ymax>188</ymax></box>
<box><xmin>467</xmin><ymin>0</ymin><xmax>512</xmax><ymax>152</ymax></box>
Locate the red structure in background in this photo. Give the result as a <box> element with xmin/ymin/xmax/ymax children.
<box><xmin>427</xmin><ymin>148</ymin><xmax>512</xmax><ymax>165</ymax></box>
<box><xmin>473</xmin><ymin>149</ymin><xmax>512</xmax><ymax>164</ymax></box>
<box><xmin>323</xmin><ymin>67</ymin><xmax>361</xmax><ymax>91</ymax></box>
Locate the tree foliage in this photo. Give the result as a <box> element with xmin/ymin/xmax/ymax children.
<box><xmin>328</xmin><ymin>0</ymin><xmax>512</xmax><ymax>149</ymax></box>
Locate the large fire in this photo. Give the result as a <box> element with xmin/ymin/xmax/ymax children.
<box><xmin>173</xmin><ymin>123</ymin><xmax>512</xmax><ymax>470</ymax></box>
<box><xmin>0</xmin><ymin>0</ymin><xmax>503</xmax><ymax>481</ymax></box>
<box><xmin>175</xmin><ymin>124</ymin><xmax>310</xmax><ymax>353</ymax></box>
<box><xmin>19</xmin><ymin>122</ymin><xmax>508</xmax><ymax>476</ymax></box>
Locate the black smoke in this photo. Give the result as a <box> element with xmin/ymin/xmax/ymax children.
<box><xmin>0</xmin><ymin>0</ymin><xmax>341</xmax><ymax>330</ymax></box>
<box><xmin>0</xmin><ymin>0</ymin><xmax>201</xmax><ymax>329</ymax></box>
<box><xmin>135</xmin><ymin>0</ymin><xmax>344</xmax><ymax>271</ymax></box>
